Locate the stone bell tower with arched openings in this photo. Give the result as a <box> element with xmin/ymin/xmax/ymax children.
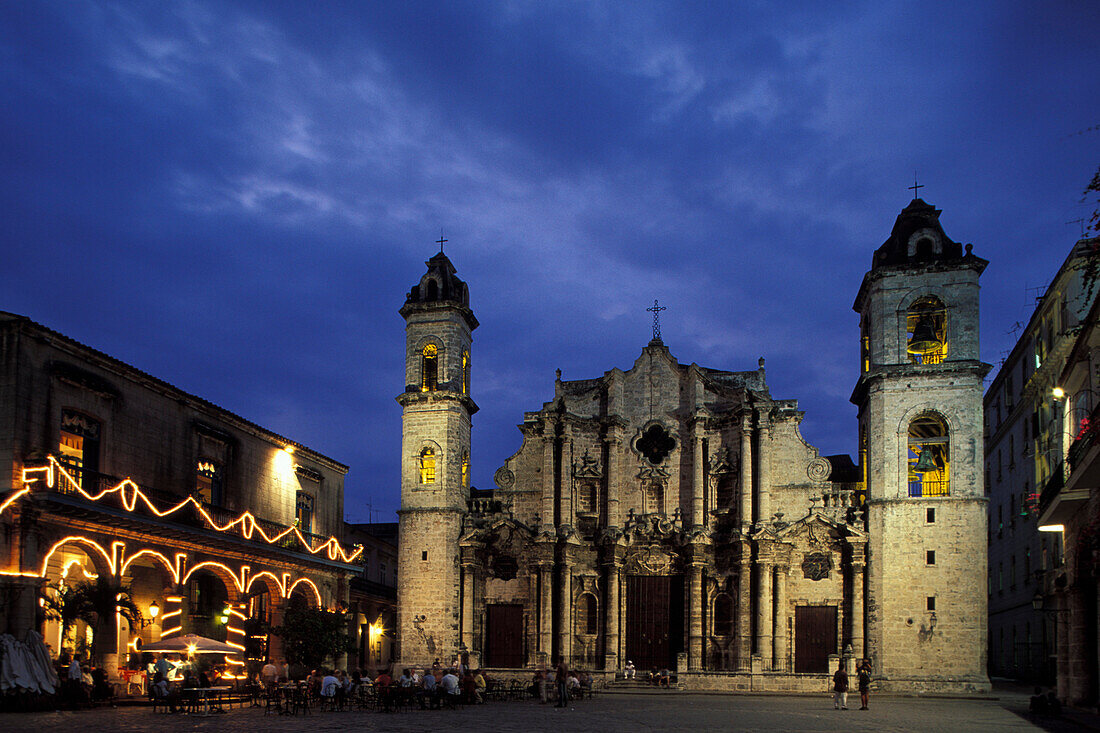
<box><xmin>851</xmin><ymin>197</ymin><xmax>991</xmax><ymax>692</ymax></box>
<box><xmin>396</xmin><ymin>250</ymin><xmax>478</xmax><ymax>668</ymax></box>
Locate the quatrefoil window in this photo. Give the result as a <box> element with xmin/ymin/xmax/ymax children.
<box><xmin>802</xmin><ymin>553</ymin><xmax>830</xmax><ymax>581</ymax></box>
<box><xmin>636</xmin><ymin>424</ymin><xmax>676</xmax><ymax>465</ymax></box>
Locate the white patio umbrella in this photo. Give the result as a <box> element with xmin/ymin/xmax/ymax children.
<box><xmin>142</xmin><ymin>633</ymin><xmax>238</xmax><ymax>655</ymax></box>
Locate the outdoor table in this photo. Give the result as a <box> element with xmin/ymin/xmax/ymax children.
<box><xmin>183</xmin><ymin>686</ymin><xmax>232</xmax><ymax>716</ymax></box>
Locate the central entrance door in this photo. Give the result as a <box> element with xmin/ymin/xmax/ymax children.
<box><xmin>484</xmin><ymin>604</ymin><xmax>525</xmax><ymax>668</ymax></box>
<box><xmin>794</xmin><ymin>605</ymin><xmax>837</xmax><ymax>673</ymax></box>
<box><xmin>626</xmin><ymin>575</ymin><xmax>684</xmax><ymax>671</ymax></box>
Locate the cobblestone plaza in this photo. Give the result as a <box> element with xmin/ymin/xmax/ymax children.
<box><xmin>0</xmin><ymin>692</ymin><xmax>1073</xmax><ymax>733</ymax></box>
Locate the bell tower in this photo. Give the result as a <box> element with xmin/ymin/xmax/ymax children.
<box><xmin>396</xmin><ymin>250</ymin><xmax>477</xmax><ymax>668</ymax></box>
<box><xmin>851</xmin><ymin>198</ymin><xmax>991</xmax><ymax>692</ymax></box>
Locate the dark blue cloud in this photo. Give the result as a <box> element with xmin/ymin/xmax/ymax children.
<box><xmin>1</xmin><ymin>0</ymin><xmax>1097</xmax><ymax>522</ymax></box>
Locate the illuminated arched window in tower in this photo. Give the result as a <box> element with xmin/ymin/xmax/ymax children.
<box><xmin>419</xmin><ymin>447</ymin><xmax>436</xmax><ymax>484</ymax></box>
<box><xmin>906</xmin><ymin>296</ymin><xmax>947</xmax><ymax>365</ymax></box>
<box><xmin>461</xmin><ymin>350</ymin><xmax>470</xmax><ymax>395</ymax></box>
<box><xmin>908</xmin><ymin>413</ymin><xmax>949</xmax><ymax>497</ymax></box>
<box><xmin>860</xmin><ymin>314</ymin><xmax>871</xmax><ymax>373</ymax></box>
<box><xmin>461</xmin><ymin>452</ymin><xmax>469</xmax><ymax>488</ymax></box>
<box><xmin>421</xmin><ymin>343</ymin><xmax>438</xmax><ymax>392</ymax></box>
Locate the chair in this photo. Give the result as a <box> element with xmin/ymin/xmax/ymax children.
<box><xmin>291</xmin><ymin>687</ymin><xmax>312</xmax><ymax>715</ymax></box>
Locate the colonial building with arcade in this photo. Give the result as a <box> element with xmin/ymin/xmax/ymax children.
<box><xmin>0</xmin><ymin>312</ymin><xmax>362</xmax><ymax>679</ymax></box>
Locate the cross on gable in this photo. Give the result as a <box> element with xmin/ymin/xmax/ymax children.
<box><xmin>908</xmin><ymin>175</ymin><xmax>924</xmax><ymax>198</ymax></box>
<box><xmin>647</xmin><ymin>299</ymin><xmax>667</xmax><ymax>342</ymax></box>
<box><xmin>436</xmin><ymin>231</ymin><xmax>448</xmax><ymax>254</ymax></box>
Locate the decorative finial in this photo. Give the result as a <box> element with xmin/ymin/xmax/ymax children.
<box><xmin>555</xmin><ymin>368</ymin><xmax>562</xmax><ymax>382</ymax></box>
<box><xmin>647</xmin><ymin>299</ymin><xmax>667</xmax><ymax>342</ymax></box>
<box><xmin>908</xmin><ymin>174</ymin><xmax>924</xmax><ymax>199</ymax></box>
<box><xmin>965</xmin><ymin>243</ymin><xmax>973</xmax><ymax>255</ymax></box>
<box><xmin>436</xmin><ymin>230</ymin><xmax>448</xmax><ymax>254</ymax></box>
<box><xmin>758</xmin><ymin>356</ymin><xmax>765</xmax><ymax>369</ymax></box>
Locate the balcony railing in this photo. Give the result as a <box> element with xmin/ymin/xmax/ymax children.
<box><xmin>1037</xmin><ymin>461</ymin><xmax>1069</xmax><ymax>518</ymax></box>
<box><xmin>26</xmin><ymin>456</ymin><xmax>360</xmax><ymax>563</ymax></box>
<box><xmin>908</xmin><ymin>479</ymin><xmax>950</xmax><ymax>497</ymax></box>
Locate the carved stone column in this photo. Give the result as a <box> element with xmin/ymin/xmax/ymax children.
<box><xmin>538</xmin><ymin>562</ymin><xmax>553</xmax><ymax>657</ymax></box>
<box><xmin>756</xmin><ymin>560</ymin><xmax>773</xmax><ymax>664</ymax></box>
<box><xmin>756</xmin><ymin>414</ymin><xmax>771</xmax><ymax>526</ymax></box>
<box><xmin>773</xmin><ymin>564</ymin><xmax>788</xmax><ymax>670</ymax></box>
<box><xmin>542</xmin><ymin>436</ymin><xmax>556</xmax><ymax>527</ymax></box>
<box><xmin>689</xmin><ymin>562</ymin><xmax>705</xmax><ymax>670</ymax></box>
<box><xmin>739</xmin><ymin>415</ymin><xmax>753</xmax><ymax>530</ymax></box>
<box><xmin>461</xmin><ymin>562</ymin><xmax>476</xmax><ymax>653</ymax></box>
<box><xmin>851</xmin><ymin>555</ymin><xmax>865</xmax><ymax>660</ymax></box>
<box><xmin>560</xmin><ymin>438</ymin><xmax>573</xmax><ymax>529</ymax></box>
<box><xmin>692</xmin><ymin>427</ymin><xmax>705</xmax><ymax>528</ymax></box>
<box><xmin>558</xmin><ymin>554</ymin><xmax>573</xmax><ymax>663</ymax></box>
<box><xmin>737</xmin><ymin>568</ymin><xmax>752</xmax><ymax>667</ymax></box>
<box><xmin>604</xmin><ymin>556</ymin><xmax>621</xmax><ymax>671</ymax></box>
<box><xmin>605</xmin><ymin>430</ymin><xmax>622</xmax><ymax>529</ymax></box>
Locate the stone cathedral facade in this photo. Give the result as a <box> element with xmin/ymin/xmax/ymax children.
<box><xmin>396</xmin><ymin>199</ymin><xmax>991</xmax><ymax>693</ymax></box>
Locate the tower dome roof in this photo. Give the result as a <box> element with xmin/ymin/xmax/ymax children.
<box><xmin>405</xmin><ymin>252</ymin><xmax>470</xmax><ymax>308</ymax></box>
<box><xmin>871</xmin><ymin>198</ymin><xmax>965</xmax><ymax>269</ymax></box>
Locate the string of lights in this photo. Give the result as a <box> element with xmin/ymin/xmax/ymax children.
<box><xmin>13</xmin><ymin>456</ymin><xmax>363</xmax><ymax>562</ymax></box>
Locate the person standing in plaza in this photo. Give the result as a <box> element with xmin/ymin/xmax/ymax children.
<box><xmin>555</xmin><ymin>657</ymin><xmax>569</xmax><ymax>708</ymax></box>
<box><xmin>832</xmin><ymin>662</ymin><xmax>849</xmax><ymax>710</ymax></box>
<box><xmin>857</xmin><ymin>659</ymin><xmax>872</xmax><ymax>710</ymax></box>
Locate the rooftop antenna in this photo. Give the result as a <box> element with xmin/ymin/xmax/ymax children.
<box><xmin>1068</xmin><ymin>218</ymin><xmax>1087</xmax><ymax>239</ymax></box>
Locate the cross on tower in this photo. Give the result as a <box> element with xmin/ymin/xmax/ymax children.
<box><xmin>908</xmin><ymin>174</ymin><xmax>924</xmax><ymax>199</ymax></box>
<box><xmin>647</xmin><ymin>299</ymin><xmax>667</xmax><ymax>342</ymax></box>
<box><xmin>436</xmin><ymin>231</ymin><xmax>448</xmax><ymax>254</ymax></box>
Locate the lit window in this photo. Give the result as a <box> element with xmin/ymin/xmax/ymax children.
<box><xmin>421</xmin><ymin>344</ymin><xmax>438</xmax><ymax>392</ymax></box>
<box><xmin>59</xmin><ymin>410</ymin><xmax>100</xmax><ymax>488</ymax></box>
<box><xmin>461</xmin><ymin>452</ymin><xmax>469</xmax><ymax>488</ymax></box>
<box><xmin>420</xmin><ymin>447</ymin><xmax>436</xmax><ymax>484</ymax></box>
<box><xmin>906</xmin><ymin>296</ymin><xmax>947</xmax><ymax>365</ymax></box>
<box><xmin>908</xmin><ymin>414</ymin><xmax>950</xmax><ymax>497</ymax></box>
<box><xmin>461</xmin><ymin>350</ymin><xmax>470</xmax><ymax>395</ymax></box>
<box><xmin>861</xmin><ymin>316</ymin><xmax>871</xmax><ymax>372</ymax></box>
<box><xmin>196</xmin><ymin>459</ymin><xmax>223</xmax><ymax>506</ymax></box>
<box><xmin>295</xmin><ymin>491</ymin><xmax>314</xmax><ymax>534</ymax></box>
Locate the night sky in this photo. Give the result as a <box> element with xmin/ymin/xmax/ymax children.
<box><xmin>2</xmin><ymin>2</ymin><xmax>1098</xmax><ymax>524</ymax></box>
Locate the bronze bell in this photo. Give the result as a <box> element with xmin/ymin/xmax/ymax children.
<box><xmin>907</xmin><ymin>317</ymin><xmax>942</xmax><ymax>355</ymax></box>
<box><xmin>913</xmin><ymin>447</ymin><xmax>938</xmax><ymax>474</ymax></box>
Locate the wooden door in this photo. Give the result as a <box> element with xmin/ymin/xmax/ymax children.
<box><xmin>626</xmin><ymin>576</ymin><xmax>683</xmax><ymax>671</ymax></box>
<box><xmin>485</xmin><ymin>604</ymin><xmax>525</xmax><ymax>668</ymax></box>
<box><xmin>794</xmin><ymin>605</ymin><xmax>837</xmax><ymax>673</ymax></box>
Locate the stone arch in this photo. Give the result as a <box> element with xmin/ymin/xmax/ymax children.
<box><xmin>906</xmin><ymin>228</ymin><xmax>944</xmax><ymax>258</ymax></box>
<box><xmin>120</xmin><ymin>549</ymin><xmax>180</xmax><ymax>585</ymax></box>
<box><xmin>574</xmin><ymin>591</ymin><xmax>598</xmax><ymax>636</ymax></box>
<box><xmin>183</xmin><ymin>561</ymin><xmax>243</xmax><ymax>597</ymax></box>
<box><xmin>246</xmin><ymin>570</ymin><xmax>285</xmax><ymax>599</ymax></box>
<box><xmin>287</xmin><ymin>577</ymin><xmax>322</xmax><ymax>608</ymax></box>
<box><xmin>40</xmin><ymin>535</ymin><xmax>115</xmax><ymax>578</ymax></box>
<box><xmin>245</xmin><ymin>571</ymin><xmax>284</xmax><ymax>625</ymax></box>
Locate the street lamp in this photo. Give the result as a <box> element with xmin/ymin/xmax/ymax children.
<box><xmin>148</xmin><ymin>601</ymin><xmax>160</xmax><ymax>620</ymax></box>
